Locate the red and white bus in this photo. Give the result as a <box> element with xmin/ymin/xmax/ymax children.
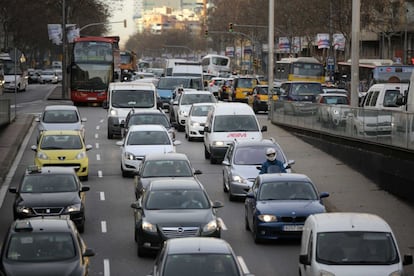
<box><xmin>70</xmin><ymin>36</ymin><xmax>120</xmax><ymax>105</ymax></box>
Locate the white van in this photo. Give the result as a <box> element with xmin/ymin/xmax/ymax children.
<box><xmin>299</xmin><ymin>212</ymin><xmax>413</xmax><ymax>276</ymax></box>
<box><xmin>361</xmin><ymin>83</ymin><xmax>408</xmax><ymax>110</ymax></box>
<box><xmin>203</xmin><ymin>102</ymin><xmax>267</xmax><ymax>164</ymax></box>
<box><xmin>103</xmin><ymin>82</ymin><xmax>158</xmax><ymax>139</ymax></box>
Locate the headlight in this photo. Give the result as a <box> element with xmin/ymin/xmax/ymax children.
<box><xmin>258</xmin><ymin>214</ymin><xmax>277</xmax><ymax>222</ymax></box>
<box><xmin>179</xmin><ymin>110</ymin><xmax>187</xmax><ymax>116</ymax></box>
<box><xmin>202</xmin><ymin>219</ymin><xmax>218</xmax><ymax>233</ymax></box>
<box><xmin>110</xmin><ymin>109</ymin><xmax>118</xmax><ymax>116</ymax></box>
<box><xmin>36</xmin><ymin>151</ymin><xmax>48</xmax><ymax>160</ymax></box>
<box><xmin>16</xmin><ymin>206</ymin><xmax>31</xmax><ymax>215</ymax></box>
<box><xmin>142</xmin><ymin>220</ymin><xmax>157</xmax><ymax>232</ymax></box>
<box><xmin>319</xmin><ymin>270</ymin><xmax>335</xmax><ymax>276</ymax></box>
<box><xmin>213</xmin><ymin>141</ymin><xmax>224</xmax><ymax>147</ymax></box>
<box><xmin>75</xmin><ymin>151</ymin><xmax>87</xmax><ymax>159</ymax></box>
<box><xmin>65</xmin><ymin>203</ymin><xmax>81</xmax><ymax>213</ymax></box>
<box><xmin>191</xmin><ymin>121</ymin><xmax>200</xmax><ymax>127</ymax></box>
<box><xmin>124</xmin><ymin>151</ymin><xmax>136</xmax><ymax>160</ymax></box>
<box><xmin>333</xmin><ymin>109</ymin><xmax>339</xmax><ymax>115</ymax></box>
<box><xmin>232</xmin><ymin>174</ymin><xmax>247</xmax><ymax>184</ymax></box>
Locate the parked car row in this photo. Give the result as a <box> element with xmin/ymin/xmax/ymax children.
<box><xmin>28</xmin><ymin>68</ymin><xmax>62</xmax><ymax>84</ymax></box>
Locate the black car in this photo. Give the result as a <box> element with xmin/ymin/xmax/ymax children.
<box><xmin>120</xmin><ymin>109</ymin><xmax>176</xmax><ymax>140</ymax></box>
<box><xmin>8</xmin><ymin>166</ymin><xmax>90</xmax><ymax>233</ymax></box>
<box><xmin>130</xmin><ymin>179</ymin><xmax>223</xmax><ymax>257</ymax></box>
<box><xmin>0</xmin><ymin>217</ymin><xmax>95</xmax><ymax>276</ymax></box>
<box><xmin>134</xmin><ymin>152</ymin><xmax>202</xmax><ymax>199</ymax></box>
<box><xmin>149</xmin><ymin>237</ymin><xmax>254</xmax><ymax>276</ymax></box>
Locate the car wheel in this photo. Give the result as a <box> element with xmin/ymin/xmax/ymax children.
<box><xmin>204</xmin><ymin>145</ymin><xmax>210</xmax><ymax>159</ymax></box>
<box><xmin>121</xmin><ymin>165</ymin><xmax>128</xmax><ymax>177</ymax></box>
<box><xmin>223</xmin><ymin>173</ymin><xmax>229</xmax><ymax>192</ymax></box>
<box><xmin>137</xmin><ymin>242</ymin><xmax>147</xmax><ymax>257</ymax></box>
<box><xmin>245</xmin><ymin>213</ymin><xmax>250</xmax><ymax>231</ymax></box>
<box><xmin>228</xmin><ymin>186</ymin><xmax>236</xmax><ymax>201</ymax></box>
<box><xmin>107</xmin><ymin>129</ymin><xmax>113</xmax><ymax>139</ymax></box>
<box><xmin>252</xmin><ymin>220</ymin><xmax>262</xmax><ymax>244</ymax></box>
<box><xmin>77</xmin><ymin>222</ymin><xmax>85</xmax><ymax>233</ymax></box>
<box><xmin>210</xmin><ymin>157</ymin><xmax>217</xmax><ymax>164</ymax></box>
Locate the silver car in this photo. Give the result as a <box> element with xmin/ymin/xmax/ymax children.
<box><xmin>36</xmin><ymin>105</ymin><xmax>86</xmax><ymax>141</ymax></box>
<box><xmin>222</xmin><ymin>139</ymin><xmax>295</xmax><ymax>201</ymax></box>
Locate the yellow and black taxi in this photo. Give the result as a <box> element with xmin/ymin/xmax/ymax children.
<box><xmin>31</xmin><ymin>130</ymin><xmax>92</xmax><ymax>181</ymax></box>
<box><xmin>232</xmin><ymin>76</ymin><xmax>259</xmax><ymax>103</ymax></box>
<box><xmin>8</xmin><ymin>166</ymin><xmax>90</xmax><ymax>233</ymax></box>
<box><xmin>251</xmin><ymin>85</ymin><xmax>279</xmax><ymax>114</ymax></box>
<box><xmin>0</xmin><ymin>217</ymin><xmax>95</xmax><ymax>276</ymax></box>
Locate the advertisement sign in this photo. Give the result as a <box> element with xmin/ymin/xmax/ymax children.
<box><xmin>317</xmin><ymin>33</ymin><xmax>330</xmax><ymax>49</ymax></box>
<box><xmin>226</xmin><ymin>46</ymin><xmax>234</xmax><ymax>57</ymax></box>
<box><xmin>292</xmin><ymin>37</ymin><xmax>301</xmax><ymax>54</ymax></box>
<box><xmin>278</xmin><ymin>37</ymin><xmax>290</xmax><ymax>53</ymax></box>
<box><xmin>333</xmin><ymin>33</ymin><xmax>345</xmax><ymax>51</ymax></box>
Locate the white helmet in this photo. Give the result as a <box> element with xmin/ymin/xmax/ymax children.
<box><xmin>266</xmin><ymin>147</ymin><xmax>276</xmax><ymax>161</ymax></box>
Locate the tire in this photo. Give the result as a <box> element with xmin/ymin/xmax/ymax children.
<box><xmin>223</xmin><ymin>173</ymin><xmax>229</xmax><ymax>192</ymax></box>
<box><xmin>137</xmin><ymin>244</ymin><xmax>147</xmax><ymax>257</ymax></box>
<box><xmin>121</xmin><ymin>165</ymin><xmax>128</xmax><ymax>177</ymax></box>
<box><xmin>245</xmin><ymin>213</ymin><xmax>250</xmax><ymax>231</ymax></box>
<box><xmin>204</xmin><ymin>145</ymin><xmax>210</xmax><ymax>159</ymax></box>
<box><xmin>228</xmin><ymin>186</ymin><xmax>236</xmax><ymax>201</ymax></box>
<box><xmin>107</xmin><ymin>129</ymin><xmax>113</xmax><ymax>139</ymax></box>
<box><xmin>77</xmin><ymin>222</ymin><xmax>85</xmax><ymax>233</ymax></box>
<box><xmin>252</xmin><ymin>221</ymin><xmax>262</xmax><ymax>244</ymax></box>
<box><xmin>210</xmin><ymin>157</ymin><xmax>217</xmax><ymax>164</ymax></box>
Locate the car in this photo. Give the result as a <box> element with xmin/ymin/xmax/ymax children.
<box><xmin>27</xmin><ymin>69</ymin><xmax>40</xmax><ymax>84</ymax></box>
<box><xmin>348</xmin><ymin>108</ymin><xmax>393</xmax><ymax>138</ymax></box>
<box><xmin>185</xmin><ymin>102</ymin><xmax>215</xmax><ymax>141</ymax></box>
<box><xmin>130</xmin><ymin>179</ymin><xmax>224</xmax><ymax>257</ymax></box>
<box><xmin>148</xmin><ymin>237</ymin><xmax>254</xmax><ymax>276</ymax></box>
<box><xmin>54</xmin><ymin>69</ymin><xmax>63</xmax><ymax>82</ymax></box>
<box><xmin>134</xmin><ymin>152</ymin><xmax>202</xmax><ymax>199</ymax></box>
<box><xmin>0</xmin><ymin>217</ymin><xmax>95</xmax><ymax>276</ymax></box>
<box><xmin>322</xmin><ymin>87</ymin><xmax>348</xmax><ymax>94</ymax></box>
<box><xmin>244</xmin><ymin>173</ymin><xmax>329</xmax><ymax>243</ymax></box>
<box><xmin>31</xmin><ymin>130</ymin><xmax>92</xmax><ymax>181</ymax></box>
<box><xmin>251</xmin><ymin>84</ymin><xmax>279</xmax><ymax>114</ymax></box>
<box><xmin>222</xmin><ymin>138</ymin><xmax>295</xmax><ymax>201</ymax></box>
<box><xmin>35</xmin><ymin>105</ymin><xmax>87</xmax><ymax>141</ymax></box>
<box><xmin>120</xmin><ymin>109</ymin><xmax>176</xmax><ymax>140</ymax></box>
<box><xmin>8</xmin><ymin>165</ymin><xmax>90</xmax><ymax>232</ymax></box>
<box><xmin>232</xmin><ymin>76</ymin><xmax>260</xmax><ymax>103</ymax></box>
<box><xmin>299</xmin><ymin>212</ymin><xmax>413</xmax><ymax>276</ymax></box>
<box><xmin>116</xmin><ymin>124</ymin><xmax>181</xmax><ymax>177</ymax></box>
<box><xmin>316</xmin><ymin>93</ymin><xmax>350</xmax><ymax>127</ymax></box>
<box><xmin>38</xmin><ymin>70</ymin><xmax>58</xmax><ymax>84</ymax></box>
<box><xmin>169</xmin><ymin>89</ymin><xmax>217</xmax><ymax>131</ymax></box>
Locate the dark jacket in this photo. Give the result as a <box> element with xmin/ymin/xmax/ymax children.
<box><xmin>259</xmin><ymin>159</ymin><xmax>286</xmax><ymax>174</ymax></box>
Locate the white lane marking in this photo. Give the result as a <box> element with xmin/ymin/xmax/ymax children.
<box><xmin>0</xmin><ymin>119</ymin><xmax>36</xmax><ymax>208</ymax></box>
<box><xmin>218</xmin><ymin>218</ymin><xmax>227</xmax><ymax>230</ymax></box>
<box><xmin>98</xmin><ymin>170</ymin><xmax>103</xmax><ymax>178</ymax></box>
<box><xmin>237</xmin><ymin>256</ymin><xmax>251</xmax><ymax>274</ymax></box>
<box><xmin>100</xmin><ymin>192</ymin><xmax>105</xmax><ymax>201</ymax></box>
<box><xmin>95</xmin><ymin>133</ymin><xmax>99</xmax><ymax>139</ymax></box>
<box><xmin>95</xmin><ymin>143</ymin><xmax>99</xmax><ymax>149</ymax></box>
<box><xmin>96</xmin><ymin>125</ymin><xmax>100</xmax><ymax>130</ymax></box>
<box><xmin>104</xmin><ymin>259</ymin><xmax>110</xmax><ymax>276</ymax></box>
<box><xmin>96</xmin><ymin>154</ymin><xmax>101</xmax><ymax>161</ymax></box>
<box><xmin>101</xmin><ymin>221</ymin><xmax>107</xmax><ymax>233</ymax></box>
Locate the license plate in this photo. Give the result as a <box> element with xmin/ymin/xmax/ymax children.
<box><xmin>283</xmin><ymin>225</ymin><xmax>303</xmax><ymax>231</ymax></box>
<box><xmin>87</xmin><ymin>97</ymin><xmax>97</xmax><ymax>100</ymax></box>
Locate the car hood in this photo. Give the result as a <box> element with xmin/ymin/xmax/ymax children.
<box><xmin>139</xmin><ymin>176</ymin><xmax>196</xmax><ymax>189</ymax></box>
<box><xmin>125</xmin><ymin>145</ymin><xmax>175</xmax><ymax>155</ymax></box>
<box><xmin>18</xmin><ymin>192</ymin><xmax>81</xmax><ymax>206</ymax></box>
<box><xmin>231</xmin><ymin>165</ymin><xmax>260</xmax><ymax>182</ymax></box>
<box><xmin>256</xmin><ymin>200</ymin><xmax>326</xmax><ymax>215</ymax></box>
<box><xmin>146</xmin><ymin>209</ymin><xmax>215</xmax><ymax>226</ymax></box>
<box><xmin>188</xmin><ymin>116</ymin><xmax>207</xmax><ymax>124</ymax></box>
<box><xmin>2</xmin><ymin>258</ymin><xmax>83</xmax><ymax>276</ymax></box>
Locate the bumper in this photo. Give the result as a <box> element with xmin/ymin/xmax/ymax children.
<box><xmin>229</xmin><ymin>180</ymin><xmax>254</xmax><ymax>197</ymax></box>
<box><xmin>210</xmin><ymin>146</ymin><xmax>229</xmax><ymax>160</ymax></box>
<box><xmin>187</xmin><ymin>125</ymin><xmax>205</xmax><ymax>138</ymax></box>
<box><xmin>255</xmin><ymin>222</ymin><xmax>304</xmax><ymax>240</ymax></box>
<box><xmin>35</xmin><ymin>160</ymin><xmax>89</xmax><ymax>177</ymax></box>
<box><xmin>122</xmin><ymin>158</ymin><xmax>143</xmax><ymax>173</ymax></box>
<box><xmin>254</xmin><ymin>101</ymin><xmax>269</xmax><ymax>111</ymax></box>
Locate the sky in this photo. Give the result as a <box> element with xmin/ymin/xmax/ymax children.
<box><xmin>105</xmin><ymin>0</ymin><xmax>135</xmax><ymax>48</ymax></box>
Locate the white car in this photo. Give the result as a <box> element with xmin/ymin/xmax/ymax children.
<box><xmin>208</xmin><ymin>77</ymin><xmax>227</xmax><ymax>97</ymax></box>
<box><xmin>348</xmin><ymin>108</ymin><xmax>393</xmax><ymax>138</ymax></box>
<box><xmin>116</xmin><ymin>124</ymin><xmax>181</xmax><ymax>177</ymax></box>
<box><xmin>316</xmin><ymin>93</ymin><xmax>350</xmax><ymax>127</ymax></box>
<box><xmin>185</xmin><ymin>103</ymin><xmax>215</xmax><ymax>141</ymax></box>
<box><xmin>38</xmin><ymin>70</ymin><xmax>58</xmax><ymax>84</ymax></box>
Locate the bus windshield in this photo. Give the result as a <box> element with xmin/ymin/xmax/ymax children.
<box><xmin>292</xmin><ymin>62</ymin><xmax>324</xmax><ymax>77</ymax></box>
<box><xmin>71</xmin><ymin>63</ymin><xmax>111</xmax><ymax>91</ymax></box>
<box><xmin>74</xmin><ymin>41</ymin><xmax>113</xmax><ymax>63</ymax></box>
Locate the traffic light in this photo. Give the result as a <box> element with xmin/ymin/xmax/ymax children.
<box><xmin>204</xmin><ymin>29</ymin><xmax>208</xmax><ymax>37</ymax></box>
<box><xmin>228</xmin><ymin>23</ymin><xmax>233</xmax><ymax>32</ymax></box>
<box><xmin>253</xmin><ymin>59</ymin><xmax>257</xmax><ymax>67</ymax></box>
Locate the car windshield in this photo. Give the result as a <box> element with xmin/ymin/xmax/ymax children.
<box><xmin>234</xmin><ymin>146</ymin><xmax>284</xmax><ymax>165</ymax></box>
<box><xmin>145</xmin><ymin>190</ymin><xmax>209</xmax><ymax>210</ymax></box>
<box><xmin>213</xmin><ymin>115</ymin><xmax>259</xmax><ymax>132</ymax></box>
<box><xmin>190</xmin><ymin>105</ymin><xmax>213</xmax><ymax>117</ymax></box>
<box><xmin>316</xmin><ymin>231</ymin><xmax>399</xmax><ymax>265</ymax></box>
<box><xmin>142</xmin><ymin>160</ymin><xmax>193</xmax><ymax>177</ymax></box>
<box><xmin>128</xmin><ymin>114</ymin><xmax>170</xmax><ymax>128</ymax></box>
<box><xmin>111</xmin><ymin>90</ymin><xmax>155</xmax><ymax>108</ymax></box>
<box><xmin>7</xmin><ymin>232</ymin><xmax>76</xmax><ymax>262</ymax></box>
<box><xmin>258</xmin><ymin>181</ymin><xmax>318</xmax><ymax>200</ymax></box>
<box><xmin>40</xmin><ymin>135</ymin><xmax>83</xmax><ymax>150</ymax></box>
<box><xmin>21</xmin><ymin>174</ymin><xmax>78</xmax><ymax>193</ymax></box>
<box><xmin>42</xmin><ymin>110</ymin><xmax>79</xmax><ymax>123</ymax></box>
<box><xmin>163</xmin><ymin>253</ymin><xmax>240</xmax><ymax>276</ymax></box>
<box><xmin>127</xmin><ymin>130</ymin><xmax>171</xmax><ymax>145</ymax></box>
<box><xmin>181</xmin><ymin>93</ymin><xmax>216</xmax><ymax>105</ymax></box>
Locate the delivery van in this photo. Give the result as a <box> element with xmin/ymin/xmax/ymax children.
<box><xmin>203</xmin><ymin>102</ymin><xmax>267</xmax><ymax>164</ymax></box>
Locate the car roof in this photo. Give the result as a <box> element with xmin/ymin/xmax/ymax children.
<box><xmin>309</xmin><ymin>212</ymin><xmax>393</xmax><ymax>233</ymax></box>
<box><xmin>25</xmin><ymin>166</ymin><xmax>77</xmax><ymax>176</ymax></box>
<box><xmin>128</xmin><ymin>109</ymin><xmax>163</xmax><ymax>115</ymax></box>
<box><xmin>128</xmin><ymin>124</ymin><xmax>168</xmax><ymax>132</ymax></box>
<box><xmin>232</xmin><ymin>138</ymin><xmax>277</xmax><ymax>148</ymax></box>
<box><xmin>109</xmin><ymin>81</ymin><xmax>155</xmax><ymax>90</ymax></box>
<box><xmin>44</xmin><ymin>105</ymin><xmax>78</xmax><ymax>111</ymax></box>
<box><xmin>181</xmin><ymin>90</ymin><xmax>211</xmax><ymax>95</ymax></box>
<box><xmin>318</xmin><ymin>93</ymin><xmax>349</xmax><ymax>97</ymax></box>
<box><xmin>149</xmin><ymin>179</ymin><xmax>202</xmax><ymax>190</ymax></box>
<box><xmin>212</xmin><ymin>102</ymin><xmax>254</xmax><ymax>114</ymax></box>
<box><xmin>10</xmin><ymin>217</ymin><xmax>75</xmax><ymax>233</ymax></box>
<box><xmin>144</xmin><ymin>152</ymin><xmax>189</xmax><ymax>161</ymax></box>
<box><xmin>190</xmin><ymin>102</ymin><xmax>215</xmax><ymax>107</ymax></box>
<box><xmin>165</xmin><ymin>237</ymin><xmax>233</xmax><ymax>255</ymax></box>
<box><xmin>258</xmin><ymin>173</ymin><xmax>311</xmax><ymax>182</ymax></box>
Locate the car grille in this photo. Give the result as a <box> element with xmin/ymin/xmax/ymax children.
<box><xmin>161</xmin><ymin>227</ymin><xmax>199</xmax><ymax>238</ymax></box>
<box><xmin>33</xmin><ymin>207</ymin><xmax>64</xmax><ymax>215</ymax></box>
<box><xmin>280</xmin><ymin>216</ymin><xmax>307</xmax><ymax>223</ymax></box>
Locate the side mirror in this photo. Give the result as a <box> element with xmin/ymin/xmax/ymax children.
<box><xmin>194</xmin><ymin>169</ymin><xmax>202</xmax><ymax>175</ymax></box>
<box><xmin>261</xmin><ymin>125</ymin><xmax>267</xmax><ymax>132</ymax></box>
<box><xmin>403</xmin><ymin>254</ymin><xmax>413</xmax><ymax>266</ymax></box>
<box><xmin>204</xmin><ymin>126</ymin><xmax>211</xmax><ymax>133</ymax></box>
<box><xmin>299</xmin><ymin>254</ymin><xmax>311</xmax><ymax>265</ymax></box>
<box><xmin>222</xmin><ymin>160</ymin><xmax>230</xmax><ymax>166</ymax></box>
<box><xmin>83</xmin><ymin>248</ymin><xmax>95</xmax><ymax>257</ymax></box>
<box><xmin>130</xmin><ymin>201</ymin><xmax>142</xmax><ymax>210</ymax></box>
<box><xmin>81</xmin><ymin>186</ymin><xmax>90</xmax><ymax>192</ymax></box>
<box><xmin>8</xmin><ymin>187</ymin><xmax>17</xmax><ymax>194</ymax></box>
<box><xmin>246</xmin><ymin>191</ymin><xmax>254</xmax><ymax>198</ymax></box>
<box><xmin>212</xmin><ymin>200</ymin><xmax>224</xmax><ymax>208</ymax></box>
<box><xmin>31</xmin><ymin>145</ymin><xmax>37</xmax><ymax>151</ymax></box>
<box><xmin>85</xmin><ymin>145</ymin><xmax>93</xmax><ymax>151</ymax></box>
<box><xmin>102</xmin><ymin>101</ymin><xmax>109</xmax><ymax>109</ymax></box>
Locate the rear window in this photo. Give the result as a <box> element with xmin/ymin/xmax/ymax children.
<box><xmin>291</xmin><ymin>83</ymin><xmax>322</xmax><ymax>96</ymax></box>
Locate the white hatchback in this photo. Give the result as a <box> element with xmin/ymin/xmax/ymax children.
<box><xmin>185</xmin><ymin>103</ymin><xmax>215</xmax><ymax>141</ymax></box>
<box><xmin>116</xmin><ymin>124</ymin><xmax>181</xmax><ymax>177</ymax></box>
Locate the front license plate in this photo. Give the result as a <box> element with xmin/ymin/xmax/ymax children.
<box><xmin>283</xmin><ymin>225</ymin><xmax>303</xmax><ymax>231</ymax></box>
<box><xmin>87</xmin><ymin>97</ymin><xmax>97</xmax><ymax>101</ymax></box>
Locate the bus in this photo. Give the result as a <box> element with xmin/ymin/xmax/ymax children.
<box><xmin>120</xmin><ymin>50</ymin><xmax>137</xmax><ymax>81</ymax></box>
<box><xmin>337</xmin><ymin>59</ymin><xmax>414</xmax><ymax>92</ymax></box>
<box><xmin>200</xmin><ymin>54</ymin><xmax>231</xmax><ymax>76</ymax></box>
<box><xmin>70</xmin><ymin>36</ymin><xmax>120</xmax><ymax>105</ymax></box>
<box><xmin>274</xmin><ymin>57</ymin><xmax>325</xmax><ymax>84</ymax></box>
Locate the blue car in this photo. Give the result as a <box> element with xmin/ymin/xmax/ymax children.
<box><xmin>244</xmin><ymin>173</ymin><xmax>329</xmax><ymax>243</ymax></box>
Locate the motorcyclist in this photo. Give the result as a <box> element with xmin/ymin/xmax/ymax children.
<box><xmin>259</xmin><ymin>147</ymin><xmax>287</xmax><ymax>174</ymax></box>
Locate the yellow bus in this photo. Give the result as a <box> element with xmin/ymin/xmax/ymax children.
<box><xmin>275</xmin><ymin>57</ymin><xmax>325</xmax><ymax>83</ymax></box>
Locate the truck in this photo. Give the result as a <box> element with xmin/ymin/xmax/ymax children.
<box><xmin>120</xmin><ymin>50</ymin><xmax>138</xmax><ymax>81</ymax></box>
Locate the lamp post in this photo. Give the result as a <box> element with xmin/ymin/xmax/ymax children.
<box><xmin>268</xmin><ymin>0</ymin><xmax>274</xmax><ymax>120</ymax></box>
<box><xmin>61</xmin><ymin>0</ymin><xmax>68</xmax><ymax>99</ymax></box>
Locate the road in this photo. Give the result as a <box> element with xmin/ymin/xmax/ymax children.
<box><xmin>0</xmin><ymin>84</ymin><xmax>414</xmax><ymax>276</ymax></box>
